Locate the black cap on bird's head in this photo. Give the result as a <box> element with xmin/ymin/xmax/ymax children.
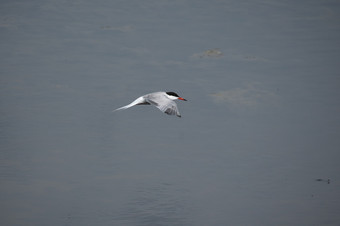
<box><xmin>166</xmin><ymin>92</ymin><xmax>179</xmax><ymax>97</ymax></box>
<box><xmin>166</xmin><ymin>92</ymin><xmax>187</xmax><ymax>101</ymax></box>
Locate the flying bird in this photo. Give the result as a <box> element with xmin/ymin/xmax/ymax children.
<box><xmin>113</xmin><ymin>91</ymin><xmax>187</xmax><ymax>117</ymax></box>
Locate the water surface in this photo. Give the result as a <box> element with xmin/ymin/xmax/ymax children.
<box><xmin>1</xmin><ymin>0</ymin><xmax>340</xmax><ymax>225</ymax></box>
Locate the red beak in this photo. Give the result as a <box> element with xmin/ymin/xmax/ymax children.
<box><xmin>178</xmin><ymin>97</ymin><xmax>187</xmax><ymax>101</ymax></box>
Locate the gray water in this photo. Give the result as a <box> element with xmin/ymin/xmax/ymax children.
<box><xmin>1</xmin><ymin>0</ymin><xmax>340</xmax><ymax>225</ymax></box>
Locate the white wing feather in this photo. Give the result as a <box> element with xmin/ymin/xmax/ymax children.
<box><xmin>144</xmin><ymin>93</ymin><xmax>181</xmax><ymax>117</ymax></box>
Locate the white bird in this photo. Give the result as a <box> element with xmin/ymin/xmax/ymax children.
<box><xmin>113</xmin><ymin>91</ymin><xmax>187</xmax><ymax>117</ymax></box>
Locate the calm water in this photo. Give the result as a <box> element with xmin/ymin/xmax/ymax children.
<box><xmin>1</xmin><ymin>0</ymin><xmax>340</xmax><ymax>225</ymax></box>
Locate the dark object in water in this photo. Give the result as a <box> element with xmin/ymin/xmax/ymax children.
<box><xmin>315</xmin><ymin>178</ymin><xmax>330</xmax><ymax>184</ymax></box>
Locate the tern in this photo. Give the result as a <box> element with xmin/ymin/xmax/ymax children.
<box><xmin>113</xmin><ymin>91</ymin><xmax>187</xmax><ymax>117</ymax></box>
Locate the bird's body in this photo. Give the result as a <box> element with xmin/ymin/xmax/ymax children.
<box><xmin>113</xmin><ymin>91</ymin><xmax>187</xmax><ymax>117</ymax></box>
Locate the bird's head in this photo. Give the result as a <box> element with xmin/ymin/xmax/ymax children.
<box><xmin>166</xmin><ymin>92</ymin><xmax>187</xmax><ymax>101</ymax></box>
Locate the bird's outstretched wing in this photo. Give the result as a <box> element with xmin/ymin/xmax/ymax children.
<box><xmin>146</xmin><ymin>98</ymin><xmax>181</xmax><ymax>117</ymax></box>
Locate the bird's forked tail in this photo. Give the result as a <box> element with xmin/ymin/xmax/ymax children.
<box><xmin>112</xmin><ymin>96</ymin><xmax>146</xmax><ymax>112</ymax></box>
